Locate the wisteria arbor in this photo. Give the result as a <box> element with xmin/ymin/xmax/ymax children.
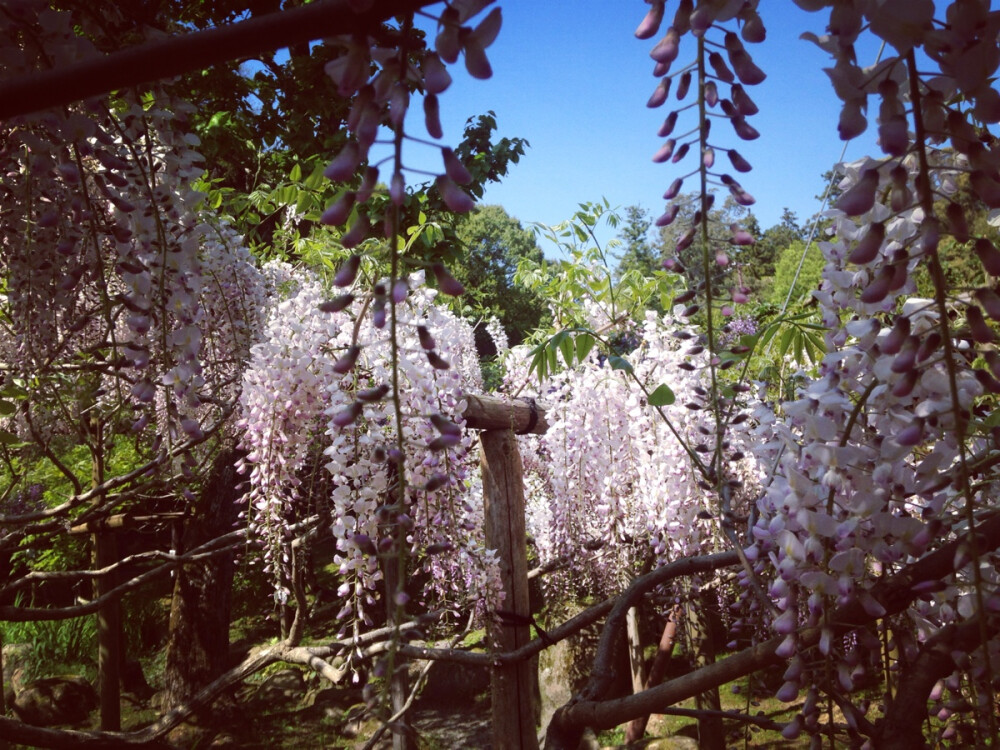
<box><xmin>2</xmin><ymin>1</ymin><xmax>1000</xmax><ymax>749</ymax></box>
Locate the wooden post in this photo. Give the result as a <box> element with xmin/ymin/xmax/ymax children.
<box><xmin>480</xmin><ymin>428</ymin><xmax>539</xmax><ymax>750</ymax></box>
<box><xmin>94</xmin><ymin>530</ymin><xmax>121</xmax><ymax>731</ymax></box>
<box><xmin>626</xmin><ymin>605</ymin><xmax>645</xmax><ymax>696</ymax></box>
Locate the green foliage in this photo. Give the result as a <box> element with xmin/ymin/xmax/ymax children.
<box><xmin>734</xmin><ymin>309</ymin><xmax>827</xmax><ymax>402</ymax></box>
<box><xmin>739</xmin><ymin>208</ymin><xmax>804</xmax><ymax>298</ymax></box>
<box><xmin>769</xmin><ymin>239</ymin><xmax>825</xmax><ymax>308</ymax></box>
<box><xmin>453</xmin><ymin>205</ymin><xmax>548</xmax><ymax>347</ymax></box>
<box><xmin>0</xmin><ymin>607</ymin><xmax>97</xmax><ymax>680</ymax></box>
<box><xmin>517</xmin><ymin>201</ymin><xmax>682</xmax><ymax>381</ymax></box>
<box><xmin>615</xmin><ymin>204</ymin><xmax>659</xmax><ymax>279</ymax></box>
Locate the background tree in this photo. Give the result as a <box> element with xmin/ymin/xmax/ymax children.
<box><xmin>767</xmin><ymin>238</ymin><xmax>825</xmax><ymax>307</ymax></box>
<box><xmin>453</xmin><ymin>204</ymin><xmax>549</xmax><ymax>351</ymax></box>
<box><xmin>615</xmin><ymin>204</ymin><xmax>659</xmax><ymax>277</ymax></box>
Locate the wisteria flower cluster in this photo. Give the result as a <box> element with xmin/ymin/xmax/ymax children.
<box><xmin>506</xmin><ymin>309</ymin><xmax>758</xmax><ymax>602</ymax></box>
<box><xmin>733</xmin><ymin>1</ymin><xmax>1000</xmax><ymax>738</ymax></box>
<box><xmin>237</xmin><ymin>267</ymin><xmax>504</xmax><ymax>624</ymax></box>
<box><xmin>0</xmin><ymin>1</ymin><xmax>266</xmax><ymax>454</ymax></box>
<box><xmin>319</xmin><ymin>0</ymin><xmax>500</xmax><ymax>238</ymax></box>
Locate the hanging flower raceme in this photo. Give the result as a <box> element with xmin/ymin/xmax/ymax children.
<box><xmin>506</xmin><ymin>309</ymin><xmax>759</xmax><ymax>602</ymax></box>
<box><xmin>238</xmin><ymin>269</ymin><xmax>502</xmax><ymax>622</ymax></box>
<box><xmin>0</xmin><ymin>2</ymin><xmax>266</xmax><ymax>454</ymax></box>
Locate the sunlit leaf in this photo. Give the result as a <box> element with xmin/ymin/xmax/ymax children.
<box><xmin>648</xmin><ymin>383</ymin><xmax>675</xmax><ymax>406</ymax></box>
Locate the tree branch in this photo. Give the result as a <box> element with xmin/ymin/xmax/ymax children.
<box><xmin>544</xmin><ymin>511</ymin><xmax>1000</xmax><ymax>749</ymax></box>
<box><xmin>0</xmin><ymin>0</ymin><xmax>436</xmax><ymax>120</ymax></box>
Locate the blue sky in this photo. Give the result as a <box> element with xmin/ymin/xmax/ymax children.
<box><xmin>404</xmin><ymin>2</ymin><xmax>886</xmax><ymax>255</ymax></box>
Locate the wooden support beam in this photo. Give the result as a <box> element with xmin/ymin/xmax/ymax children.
<box><xmin>69</xmin><ymin>512</ymin><xmax>186</xmax><ymax>535</ymax></box>
<box><xmin>480</xmin><ymin>428</ymin><xmax>539</xmax><ymax>750</ymax></box>
<box><xmin>463</xmin><ymin>395</ymin><xmax>549</xmax><ymax>435</ymax></box>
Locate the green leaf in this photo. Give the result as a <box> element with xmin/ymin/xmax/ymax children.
<box><xmin>609</xmin><ymin>355</ymin><xmax>633</xmax><ymax>373</ymax></box>
<box><xmin>0</xmin><ymin>429</ymin><xmax>20</xmax><ymax>445</ymax></box>
<box><xmin>304</xmin><ymin>163</ymin><xmax>325</xmax><ymax>191</ymax></box>
<box><xmin>289</xmin><ymin>163</ymin><xmax>302</xmax><ymax>182</ymax></box>
<box><xmin>575</xmin><ymin>333</ymin><xmax>595</xmax><ymax>362</ymax></box>
<box><xmin>648</xmin><ymin>383</ymin><xmax>675</xmax><ymax>406</ymax></box>
<box><xmin>558</xmin><ymin>334</ymin><xmax>575</xmax><ymax>369</ymax></box>
<box><xmin>777</xmin><ymin>326</ymin><xmax>795</xmax><ymax>359</ymax></box>
<box><xmin>0</xmin><ymin>400</ymin><xmax>14</xmax><ymax>416</ymax></box>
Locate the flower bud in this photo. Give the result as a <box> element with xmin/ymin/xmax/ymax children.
<box><xmin>652</xmin><ymin>139</ymin><xmax>676</xmax><ymax>163</ymax></box>
<box><xmin>946</xmin><ymin>202</ymin><xmax>969</xmax><ymax>243</ymax></box>
<box><xmin>435</xmin><ymin>18</ymin><xmax>461</xmax><ymax>63</ymax></box>
<box><xmin>776</xmin><ymin>682</ymin><xmax>800</xmax><ymax>703</ymax></box>
<box><xmin>388</xmin><ymin>83</ymin><xmax>408</xmax><ymax>130</ymax></box>
<box><xmin>740</xmin><ymin>10</ymin><xmax>766</xmax><ymax>42</ymax></box>
<box><xmin>321</xmin><ymin>192</ymin><xmax>355</xmax><ymax>226</ymax></box>
<box><xmin>967</xmin><ymin>304</ymin><xmax>997</xmax><ymax>343</ymax></box>
<box><xmin>332</xmin><ymin>401</ymin><xmax>363</xmax><ymax>427</ymax></box>
<box><xmin>429</xmin><ymin>433</ymin><xmax>462</xmax><ymax>451</ymax></box>
<box><xmin>731</xmin><ymin>84</ymin><xmax>759</xmax><ymax>115</ymax></box>
<box><xmin>704</xmin><ymin>80</ymin><xmax>719</xmax><ymax>107</ymax></box>
<box><xmin>442</xmin><ymin>147</ymin><xmax>473</xmax><ymax>184</ymax></box>
<box><xmin>727</xmin><ymin>149</ymin><xmax>752</xmax><ymax>172</ymax></box>
<box><xmin>731</xmin><ymin>116</ymin><xmax>760</xmax><ymax>140</ymax></box>
<box><xmin>471</xmin><ymin>7</ymin><xmax>502</xmax><ymax>48</ymax></box>
<box><xmin>647</xmin><ymin>77</ymin><xmax>672</xmax><ymax>108</ymax></box>
<box><xmin>975</xmin><ymin>237</ymin><xmax>1000</xmax><ymax>275</ymax></box>
<box><xmin>421</xmin><ymin>52</ymin><xmax>452</xmax><ymax>94</ymax></box>
<box><xmin>463</xmin><ymin>38</ymin><xmax>493</xmax><ymax>79</ymax></box>
<box><xmin>418</xmin><ymin>325</ymin><xmax>436</xmax><ymax>350</ymax></box>
<box><xmin>424</xmin><ymin>94</ymin><xmax>443</xmax><ymax>139</ymax></box>
<box><xmin>836</xmin><ymin>168</ymin><xmax>879</xmax><ymax>216</ymax></box>
<box><xmin>332</xmin><ymin>345</ymin><xmax>361</xmax><ymax>374</ymax></box>
<box><xmin>432</xmin><ymin>262</ymin><xmax>466</xmax><ymax>296</ymax></box>
<box><xmin>333</xmin><ymin>254</ymin><xmax>361</xmax><ymax>287</ymax></box>
<box><xmin>635</xmin><ymin>1</ymin><xmax>665</xmax><ymax>39</ymax></box>
<box><xmin>436</xmin><ymin>176</ymin><xmax>474</xmax><ymax>213</ymax></box>
<box><xmin>848</xmin><ymin>221</ymin><xmax>886</xmax><ymax>264</ymax></box>
<box><xmin>341</xmin><ymin>215</ymin><xmax>369</xmax><ymax>249</ymax></box>
<box><xmin>655</xmin><ymin>204</ymin><xmax>680</xmax><ymax>226</ymax></box>
<box><xmin>708</xmin><ymin>52</ymin><xmax>735</xmax><ymax>82</ymax></box>
<box><xmin>650</xmin><ymin>27</ymin><xmax>680</xmax><ymax>64</ymax></box>
<box><xmin>357</xmin><ymin>166</ymin><xmax>378</xmax><ymax>203</ymax></box>
<box><xmin>657</xmin><ymin>110</ymin><xmax>678</xmax><ymax>137</ymax></box>
<box><xmin>324</xmin><ymin>142</ymin><xmax>361</xmax><ymax>181</ymax></box>
<box><xmin>896</xmin><ymin>418</ymin><xmax>924</xmax><ymax>446</ymax></box>
<box><xmin>357</xmin><ymin>384</ymin><xmax>390</xmax><ymax>402</ymax></box>
<box><xmin>424</xmin><ymin>473</ymin><xmax>449</xmax><ymax>492</ymax></box>
<box><xmin>663</xmin><ymin>177</ymin><xmax>684</xmax><ymax>200</ymax></box>
<box><xmin>426</xmin><ymin>351</ymin><xmax>451</xmax><ymax>370</ymax></box>
<box><xmin>319</xmin><ymin>294</ymin><xmax>355</xmax><ymax>313</ymax></box>
<box><xmin>676</xmin><ymin>71</ymin><xmax>692</xmax><ymax>100</ymax></box>
<box><xmin>838</xmin><ymin>100</ymin><xmax>868</xmax><ymax>140</ymax></box>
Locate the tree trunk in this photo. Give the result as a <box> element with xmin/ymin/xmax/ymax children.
<box><xmin>95</xmin><ymin>531</ymin><xmax>122</xmax><ymax>731</ymax></box>
<box><xmin>688</xmin><ymin>591</ymin><xmax>724</xmax><ymax>750</ymax></box>
<box><xmin>162</xmin><ymin>448</ymin><xmax>242</xmax><ymax>713</ymax></box>
<box><xmin>625</xmin><ymin>605</ymin><xmax>681</xmax><ymax>743</ymax></box>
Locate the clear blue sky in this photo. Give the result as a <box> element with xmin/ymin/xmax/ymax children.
<box><xmin>405</xmin><ymin>1</ymin><xmax>886</xmax><ymax>256</ymax></box>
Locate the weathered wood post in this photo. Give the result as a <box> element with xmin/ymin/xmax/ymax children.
<box><xmin>465</xmin><ymin>395</ymin><xmax>547</xmax><ymax>750</ymax></box>
<box><xmin>94</xmin><ymin>529</ymin><xmax>121</xmax><ymax>731</ymax></box>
